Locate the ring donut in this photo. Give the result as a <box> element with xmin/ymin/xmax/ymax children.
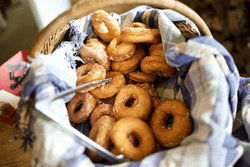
<box><xmin>96</xmin><ymin>95</ymin><xmax>116</xmax><ymax>105</ymax></box>
<box><xmin>87</xmin><ymin>116</ymin><xmax>116</xmax><ymax>162</ymax></box>
<box><xmin>113</xmin><ymin>84</ymin><xmax>152</xmax><ymax>120</ymax></box>
<box><xmin>67</xmin><ymin>92</ymin><xmax>96</xmax><ymax>124</ymax></box>
<box><xmin>149</xmin><ymin>43</ymin><xmax>165</xmax><ymax>57</ymax></box>
<box><xmin>80</xmin><ymin>43</ymin><xmax>110</xmax><ymax>71</ymax></box>
<box><xmin>136</xmin><ymin>83</ymin><xmax>161</xmax><ymax>109</ymax></box>
<box><xmin>120</xmin><ymin>22</ymin><xmax>161</xmax><ymax>43</ymax></box>
<box><xmin>90</xmin><ymin>71</ymin><xmax>126</xmax><ymax>99</ymax></box>
<box><xmin>91</xmin><ymin>10</ymin><xmax>120</xmax><ymax>42</ymax></box>
<box><xmin>76</xmin><ymin>63</ymin><xmax>106</xmax><ymax>92</ymax></box>
<box><xmin>89</xmin><ymin>103</ymin><xmax>116</xmax><ymax>127</ymax></box>
<box><xmin>107</xmin><ymin>35</ymin><xmax>137</xmax><ymax>61</ymax></box>
<box><xmin>111</xmin><ymin>45</ymin><xmax>146</xmax><ymax>74</ymax></box>
<box><xmin>110</xmin><ymin>134</ymin><xmax>141</xmax><ymax>155</ymax></box>
<box><xmin>150</xmin><ymin>99</ymin><xmax>192</xmax><ymax>147</ymax></box>
<box><xmin>140</xmin><ymin>55</ymin><xmax>177</xmax><ymax>77</ymax></box>
<box><xmin>85</xmin><ymin>38</ymin><xmax>108</xmax><ymax>51</ymax></box>
<box><xmin>111</xmin><ymin>117</ymin><xmax>155</xmax><ymax>161</ymax></box>
<box><xmin>126</xmin><ymin>70</ymin><xmax>157</xmax><ymax>83</ymax></box>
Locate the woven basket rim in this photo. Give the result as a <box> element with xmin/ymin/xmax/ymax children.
<box><xmin>29</xmin><ymin>0</ymin><xmax>213</xmax><ymax>59</ymax></box>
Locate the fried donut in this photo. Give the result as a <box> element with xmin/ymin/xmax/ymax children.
<box><xmin>126</xmin><ymin>70</ymin><xmax>157</xmax><ymax>83</ymax></box>
<box><xmin>67</xmin><ymin>92</ymin><xmax>96</xmax><ymax>124</ymax></box>
<box><xmin>151</xmin><ymin>99</ymin><xmax>192</xmax><ymax>148</ymax></box>
<box><xmin>120</xmin><ymin>22</ymin><xmax>161</xmax><ymax>43</ymax></box>
<box><xmin>76</xmin><ymin>63</ymin><xmax>106</xmax><ymax>92</ymax></box>
<box><xmin>85</xmin><ymin>38</ymin><xmax>108</xmax><ymax>50</ymax></box>
<box><xmin>111</xmin><ymin>134</ymin><xmax>139</xmax><ymax>155</ymax></box>
<box><xmin>96</xmin><ymin>95</ymin><xmax>116</xmax><ymax>105</ymax></box>
<box><xmin>91</xmin><ymin>10</ymin><xmax>120</xmax><ymax>42</ymax></box>
<box><xmin>79</xmin><ymin>44</ymin><xmax>110</xmax><ymax>71</ymax></box>
<box><xmin>106</xmin><ymin>35</ymin><xmax>137</xmax><ymax>61</ymax></box>
<box><xmin>89</xmin><ymin>103</ymin><xmax>116</xmax><ymax>127</ymax></box>
<box><xmin>113</xmin><ymin>84</ymin><xmax>152</xmax><ymax>120</ymax></box>
<box><xmin>136</xmin><ymin>83</ymin><xmax>161</xmax><ymax>109</ymax></box>
<box><xmin>149</xmin><ymin>43</ymin><xmax>165</xmax><ymax>57</ymax></box>
<box><xmin>90</xmin><ymin>71</ymin><xmax>126</xmax><ymax>99</ymax></box>
<box><xmin>111</xmin><ymin>45</ymin><xmax>146</xmax><ymax>74</ymax></box>
<box><xmin>141</xmin><ymin>55</ymin><xmax>177</xmax><ymax>77</ymax></box>
<box><xmin>111</xmin><ymin>117</ymin><xmax>155</xmax><ymax>161</ymax></box>
<box><xmin>87</xmin><ymin>116</ymin><xmax>116</xmax><ymax>162</ymax></box>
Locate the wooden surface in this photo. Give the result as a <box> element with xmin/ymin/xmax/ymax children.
<box><xmin>0</xmin><ymin>121</ymin><xmax>32</xmax><ymax>167</ymax></box>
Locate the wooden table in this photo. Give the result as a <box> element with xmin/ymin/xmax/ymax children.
<box><xmin>0</xmin><ymin>121</ymin><xmax>32</xmax><ymax>167</ymax></box>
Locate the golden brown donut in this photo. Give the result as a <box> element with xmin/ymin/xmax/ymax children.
<box><xmin>79</xmin><ymin>44</ymin><xmax>111</xmax><ymax>71</ymax></box>
<box><xmin>86</xmin><ymin>116</ymin><xmax>116</xmax><ymax>162</ymax></box>
<box><xmin>113</xmin><ymin>84</ymin><xmax>152</xmax><ymax>120</ymax></box>
<box><xmin>89</xmin><ymin>103</ymin><xmax>116</xmax><ymax>127</ymax></box>
<box><xmin>67</xmin><ymin>92</ymin><xmax>96</xmax><ymax>124</ymax></box>
<box><xmin>148</xmin><ymin>43</ymin><xmax>165</xmax><ymax>57</ymax></box>
<box><xmin>126</xmin><ymin>70</ymin><xmax>157</xmax><ymax>83</ymax></box>
<box><xmin>76</xmin><ymin>63</ymin><xmax>106</xmax><ymax>92</ymax></box>
<box><xmin>106</xmin><ymin>35</ymin><xmax>137</xmax><ymax>61</ymax></box>
<box><xmin>90</xmin><ymin>71</ymin><xmax>126</xmax><ymax>99</ymax></box>
<box><xmin>111</xmin><ymin>117</ymin><xmax>155</xmax><ymax>161</ymax></box>
<box><xmin>140</xmin><ymin>55</ymin><xmax>177</xmax><ymax>77</ymax></box>
<box><xmin>111</xmin><ymin>45</ymin><xmax>146</xmax><ymax>74</ymax></box>
<box><xmin>110</xmin><ymin>134</ymin><xmax>139</xmax><ymax>155</ymax></box>
<box><xmin>151</xmin><ymin>99</ymin><xmax>192</xmax><ymax>148</ymax></box>
<box><xmin>120</xmin><ymin>22</ymin><xmax>161</xmax><ymax>43</ymax></box>
<box><xmin>91</xmin><ymin>10</ymin><xmax>120</xmax><ymax>42</ymax></box>
<box><xmin>85</xmin><ymin>38</ymin><xmax>108</xmax><ymax>51</ymax></box>
<box><xmin>136</xmin><ymin>83</ymin><xmax>161</xmax><ymax>109</ymax></box>
<box><xmin>96</xmin><ymin>95</ymin><xmax>116</xmax><ymax>105</ymax></box>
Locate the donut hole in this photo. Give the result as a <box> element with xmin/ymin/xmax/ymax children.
<box><xmin>165</xmin><ymin>115</ymin><xmax>174</xmax><ymax>129</ymax></box>
<box><xmin>74</xmin><ymin>102</ymin><xmax>83</xmax><ymax>113</ymax></box>
<box><xmin>128</xmin><ymin>133</ymin><xmax>140</xmax><ymax>147</ymax></box>
<box><xmin>98</xmin><ymin>22</ymin><xmax>109</xmax><ymax>33</ymax></box>
<box><xmin>80</xmin><ymin>70</ymin><xmax>89</xmax><ymax>77</ymax></box>
<box><xmin>125</xmin><ymin>97</ymin><xmax>137</xmax><ymax>107</ymax></box>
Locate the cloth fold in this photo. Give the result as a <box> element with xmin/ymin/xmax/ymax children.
<box><xmin>9</xmin><ymin>5</ymin><xmax>250</xmax><ymax>167</ymax></box>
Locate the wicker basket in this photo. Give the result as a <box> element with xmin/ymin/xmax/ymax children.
<box><xmin>28</xmin><ymin>0</ymin><xmax>213</xmax><ymax>59</ymax></box>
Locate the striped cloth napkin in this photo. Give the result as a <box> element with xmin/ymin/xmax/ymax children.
<box><xmin>9</xmin><ymin>5</ymin><xmax>250</xmax><ymax>167</ymax></box>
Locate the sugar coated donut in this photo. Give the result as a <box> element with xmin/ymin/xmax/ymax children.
<box><xmin>80</xmin><ymin>44</ymin><xmax>110</xmax><ymax>71</ymax></box>
<box><xmin>149</xmin><ymin>43</ymin><xmax>165</xmax><ymax>57</ymax></box>
<box><xmin>120</xmin><ymin>22</ymin><xmax>161</xmax><ymax>43</ymax></box>
<box><xmin>91</xmin><ymin>10</ymin><xmax>120</xmax><ymax>42</ymax></box>
<box><xmin>141</xmin><ymin>55</ymin><xmax>177</xmax><ymax>77</ymax></box>
<box><xmin>111</xmin><ymin>45</ymin><xmax>146</xmax><ymax>74</ymax></box>
<box><xmin>87</xmin><ymin>116</ymin><xmax>116</xmax><ymax>162</ymax></box>
<box><xmin>151</xmin><ymin>99</ymin><xmax>192</xmax><ymax>147</ymax></box>
<box><xmin>107</xmin><ymin>35</ymin><xmax>137</xmax><ymax>61</ymax></box>
<box><xmin>67</xmin><ymin>92</ymin><xmax>96</xmax><ymax>124</ymax></box>
<box><xmin>110</xmin><ymin>134</ymin><xmax>141</xmax><ymax>155</ymax></box>
<box><xmin>113</xmin><ymin>84</ymin><xmax>152</xmax><ymax>120</ymax></box>
<box><xmin>76</xmin><ymin>63</ymin><xmax>106</xmax><ymax>92</ymax></box>
<box><xmin>85</xmin><ymin>38</ymin><xmax>108</xmax><ymax>50</ymax></box>
<box><xmin>111</xmin><ymin>117</ymin><xmax>155</xmax><ymax>161</ymax></box>
<box><xmin>96</xmin><ymin>95</ymin><xmax>116</xmax><ymax>105</ymax></box>
<box><xmin>90</xmin><ymin>71</ymin><xmax>126</xmax><ymax>99</ymax></box>
<box><xmin>126</xmin><ymin>70</ymin><xmax>157</xmax><ymax>83</ymax></box>
<box><xmin>136</xmin><ymin>83</ymin><xmax>161</xmax><ymax>109</ymax></box>
<box><xmin>89</xmin><ymin>103</ymin><xmax>116</xmax><ymax>127</ymax></box>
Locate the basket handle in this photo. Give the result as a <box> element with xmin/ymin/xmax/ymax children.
<box><xmin>29</xmin><ymin>0</ymin><xmax>213</xmax><ymax>58</ymax></box>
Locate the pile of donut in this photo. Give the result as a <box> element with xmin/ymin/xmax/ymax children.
<box><xmin>66</xmin><ymin>10</ymin><xmax>192</xmax><ymax>162</ymax></box>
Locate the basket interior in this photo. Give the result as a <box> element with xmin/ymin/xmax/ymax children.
<box><xmin>29</xmin><ymin>0</ymin><xmax>212</xmax><ymax>58</ymax></box>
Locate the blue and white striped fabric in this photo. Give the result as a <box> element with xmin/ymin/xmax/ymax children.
<box><xmin>11</xmin><ymin>5</ymin><xmax>250</xmax><ymax>167</ymax></box>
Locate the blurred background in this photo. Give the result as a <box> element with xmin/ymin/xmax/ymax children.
<box><xmin>0</xmin><ymin>0</ymin><xmax>250</xmax><ymax>75</ymax></box>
